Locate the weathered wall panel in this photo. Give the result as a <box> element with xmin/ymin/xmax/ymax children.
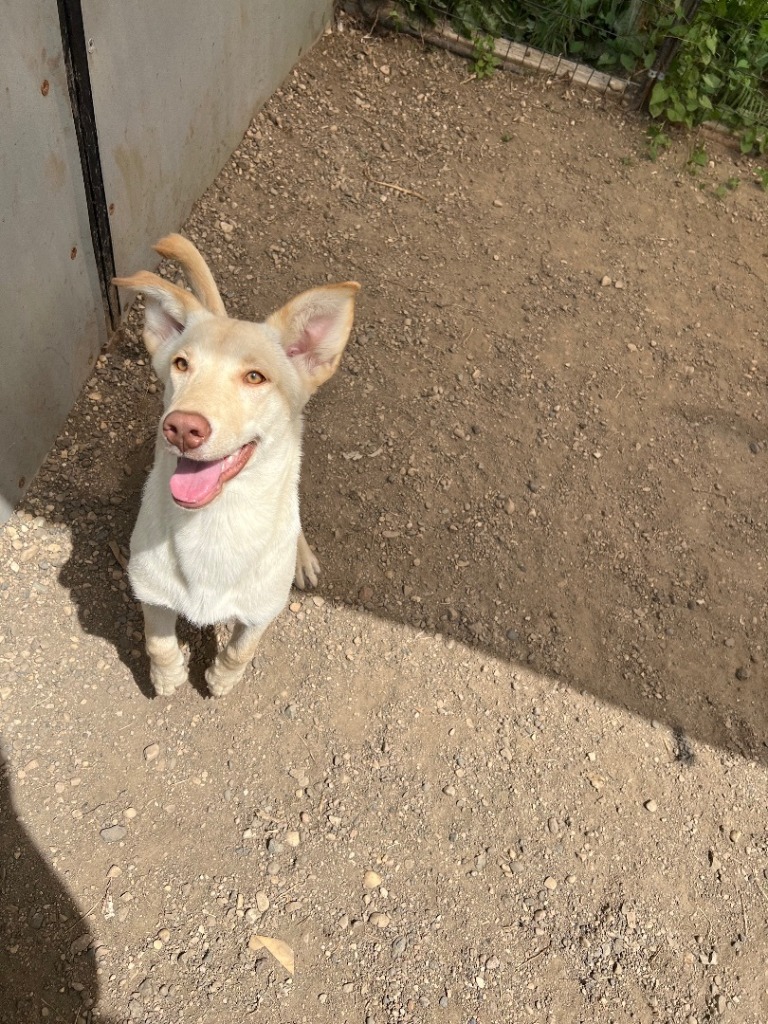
<box><xmin>82</xmin><ymin>0</ymin><xmax>331</xmax><ymax>278</ymax></box>
<box><xmin>0</xmin><ymin>2</ymin><xmax>108</xmax><ymax>521</ymax></box>
<box><xmin>1</xmin><ymin>0</ymin><xmax>331</xmax><ymax>523</ymax></box>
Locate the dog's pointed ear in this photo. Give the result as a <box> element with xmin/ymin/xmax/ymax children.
<box><xmin>113</xmin><ymin>271</ymin><xmax>207</xmax><ymax>355</ymax></box>
<box><xmin>267</xmin><ymin>282</ymin><xmax>360</xmax><ymax>394</ymax></box>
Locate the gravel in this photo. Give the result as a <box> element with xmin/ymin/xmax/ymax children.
<box><xmin>1</xmin><ymin>17</ymin><xmax>767</xmax><ymax>1024</ymax></box>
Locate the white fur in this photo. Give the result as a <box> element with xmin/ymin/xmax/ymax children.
<box><xmin>114</xmin><ymin>236</ymin><xmax>359</xmax><ymax>698</ymax></box>
<box><xmin>129</xmin><ymin>429</ymin><xmax>301</xmax><ymax>629</ymax></box>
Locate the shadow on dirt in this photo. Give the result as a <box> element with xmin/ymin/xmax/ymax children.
<box><xmin>0</xmin><ymin>745</ymin><xmax>116</xmax><ymax>1023</ymax></box>
<box><xmin>25</xmin><ymin>305</ymin><xmax>766</xmax><ymax>772</ymax></box>
<box><xmin>49</xmin><ymin>423</ymin><xmax>218</xmax><ymax>702</ymax></box>
<box><xmin>298</xmin><ymin>375</ymin><xmax>768</xmax><ymax>767</ymax></box>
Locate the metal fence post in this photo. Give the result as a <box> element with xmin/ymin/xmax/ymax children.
<box><xmin>635</xmin><ymin>0</ymin><xmax>704</xmax><ymax>112</ymax></box>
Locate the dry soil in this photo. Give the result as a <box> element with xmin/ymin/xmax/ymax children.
<box><xmin>1</xmin><ymin>17</ymin><xmax>768</xmax><ymax>1024</ymax></box>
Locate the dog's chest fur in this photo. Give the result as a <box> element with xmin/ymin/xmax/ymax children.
<box><xmin>129</xmin><ymin>437</ymin><xmax>301</xmax><ymax>628</ymax></box>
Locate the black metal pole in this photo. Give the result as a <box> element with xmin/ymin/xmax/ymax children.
<box><xmin>56</xmin><ymin>0</ymin><xmax>120</xmax><ymax>331</ymax></box>
<box><xmin>636</xmin><ymin>0</ymin><xmax>704</xmax><ymax>112</ymax></box>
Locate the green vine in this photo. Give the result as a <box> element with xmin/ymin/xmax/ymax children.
<box><xmin>649</xmin><ymin>1</ymin><xmax>768</xmax><ymax>153</ymax></box>
<box><xmin>397</xmin><ymin>0</ymin><xmax>768</xmax><ymax>153</ymax></box>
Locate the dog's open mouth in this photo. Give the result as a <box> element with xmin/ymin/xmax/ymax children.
<box><xmin>169</xmin><ymin>442</ymin><xmax>257</xmax><ymax>509</ymax></box>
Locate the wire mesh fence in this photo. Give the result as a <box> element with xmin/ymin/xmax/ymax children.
<box><xmin>351</xmin><ymin>0</ymin><xmax>768</xmax><ymax>151</ymax></box>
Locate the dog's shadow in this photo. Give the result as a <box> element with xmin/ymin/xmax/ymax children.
<box><xmin>55</xmin><ymin>410</ymin><xmax>218</xmax><ymax>701</ymax></box>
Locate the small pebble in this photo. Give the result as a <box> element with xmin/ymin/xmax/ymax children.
<box><xmin>143</xmin><ymin>743</ymin><xmax>160</xmax><ymax>762</ymax></box>
<box><xmin>70</xmin><ymin>933</ymin><xmax>91</xmax><ymax>955</ymax></box>
<box><xmin>363</xmin><ymin>870</ymin><xmax>382</xmax><ymax>889</ymax></box>
<box><xmin>100</xmin><ymin>825</ymin><xmax>126</xmax><ymax>843</ymax></box>
<box><xmin>644</xmin><ymin>799</ymin><xmax>658</xmax><ymax>813</ymax></box>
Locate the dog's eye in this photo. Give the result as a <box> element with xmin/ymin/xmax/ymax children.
<box><xmin>173</xmin><ymin>356</ymin><xmax>189</xmax><ymax>372</ymax></box>
<box><xmin>245</xmin><ymin>370</ymin><xmax>266</xmax><ymax>385</ymax></box>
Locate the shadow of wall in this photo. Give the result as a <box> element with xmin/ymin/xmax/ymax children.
<box><xmin>17</xmin><ymin>305</ymin><xmax>764</xmax><ymax>769</ymax></box>
<box><xmin>0</xmin><ymin>744</ymin><xmax>114</xmax><ymax>1022</ymax></box>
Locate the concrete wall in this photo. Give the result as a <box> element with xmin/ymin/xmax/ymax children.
<box><xmin>1</xmin><ymin>2</ymin><xmax>108</xmax><ymax>522</ymax></box>
<box><xmin>83</xmin><ymin>0</ymin><xmax>330</xmax><ymax>279</ymax></box>
<box><xmin>0</xmin><ymin>0</ymin><xmax>331</xmax><ymax>522</ymax></box>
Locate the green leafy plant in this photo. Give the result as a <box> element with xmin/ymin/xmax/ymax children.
<box><xmin>472</xmin><ymin>33</ymin><xmax>500</xmax><ymax>78</ymax></box>
<box><xmin>400</xmin><ymin>0</ymin><xmax>659</xmax><ymax>74</ymax></box>
<box><xmin>648</xmin><ymin>2</ymin><xmax>767</xmax><ymax>152</ymax></box>
<box><xmin>397</xmin><ymin>0</ymin><xmax>767</xmax><ymax>152</ymax></box>
<box><xmin>647</xmin><ymin>124</ymin><xmax>672</xmax><ymax>161</ymax></box>
<box><xmin>714</xmin><ymin>175</ymin><xmax>741</xmax><ymax>198</ymax></box>
<box><xmin>754</xmin><ymin>167</ymin><xmax>768</xmax><ymax>190</ymax></box>
<box><xmin>687</xmin><ymin>144</ymin><xmax>709</xmax><ymax>172</ymax></box>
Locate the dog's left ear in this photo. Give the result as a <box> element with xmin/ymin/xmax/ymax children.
<box><xmin>268</xmin><ymin>282</ymin><xmax>360</xmax><ymax>394</ymax></box>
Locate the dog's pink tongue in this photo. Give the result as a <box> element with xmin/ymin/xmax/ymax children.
<box><xmin>170</xmin><ymin>457</ymin><xmax>225</xmax><ymax>505</ymax></box>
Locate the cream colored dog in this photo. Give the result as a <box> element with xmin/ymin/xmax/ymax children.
<box><xmin>115</xmin><ymin>235</ymin><xmax>359</xmax><ymax>697</ymax></box>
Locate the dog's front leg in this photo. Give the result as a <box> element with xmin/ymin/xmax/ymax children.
<box><xmin>206</xmin><ymin>621</ymin><xmax>267</xmax><ymax>698</ymax></box>
<box><xmin>294</xmin><ymin>529</ymin><xmax>320</xmax><ymax>590</ymax></box>
<box><xmin>142</xmin><ymin>603</ymin><xmax>188</xmax><ymax>696</ymax></box>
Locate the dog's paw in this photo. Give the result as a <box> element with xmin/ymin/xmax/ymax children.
<box><xmin>150</xmin><ymin>663</ymin><xmax>188</xmax><ymax>697</ymax></box>
<box><xmin>205</xmin><ymin>663</ymin><xmax>239</xmax><ymax>698</ymax></box>
<box><xmin>295</xmin><ymin>533</ymin><xmax>320</xmax><ymax>590</ymax></box>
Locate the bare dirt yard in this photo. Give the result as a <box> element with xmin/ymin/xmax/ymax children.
<box><xmin>2</xmin><ymin>16</ymin><xmax>768</xmax><ymax>1024</ymax></box>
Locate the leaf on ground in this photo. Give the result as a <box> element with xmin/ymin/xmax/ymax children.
<box><xmin>108</xmin><ymin>539</ymin><xmax>128</xmax><ymax>569</ymax></box>
<box><xmin>248</xmin><ymin>934</ymin><xmax>295</xmax><ymax>975</ymax></box>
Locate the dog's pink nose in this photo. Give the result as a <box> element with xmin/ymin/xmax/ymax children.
<box><xmin>162</xmin><ymin>411</ymin><xmax>211</xmax><ymax>452</ymax></box>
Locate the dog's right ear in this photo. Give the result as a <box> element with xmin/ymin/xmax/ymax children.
<box><xmin>113</xmin><ymin>271</ymin><xmax>207</xmax><ymax>355</ymax></box>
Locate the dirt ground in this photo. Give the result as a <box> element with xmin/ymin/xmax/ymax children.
<box><xmin>2</xmin><ymin>16</ymin><xmax>768</xmax><ymax>1024</ymax></box>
